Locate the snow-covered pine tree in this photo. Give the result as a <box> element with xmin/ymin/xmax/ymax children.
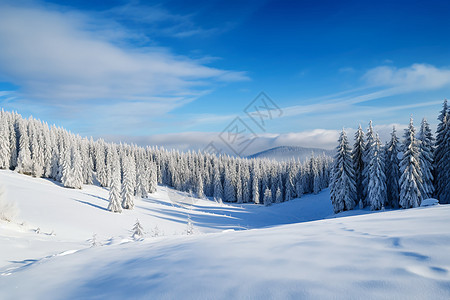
<box><xmin>81</xmin><ymin>138</ymin><xmax>93</xmax><ymax>184</ymax></box>
<box><xmin>16</xmin><ymin>120</ymin><xmax>33</xmax><ymax>175</ymax></box>
<box><xmin>135</xmin><ymin>160</ymin><xmax>148</xmax><ymax>199</ymax></box>
<box><xmin>0</xmin><ymin>117</ymin><xmax>11</xmax><ymax>169</ymax></box>
<box><xmin>385</xmin><ymin>126</ymin><xmax>400</xmax><ymax>208</ymax></box>
<box><xmin>122</xmin><ymin>156</ymin><xmax>135</xmax><ymax>209</ymax></box>
<box><xmin>29</xmin><ymin>122</ymin><xmax>44</xmax><ymax>178</ymax></box>
<box><xmin>108</xmin><ymin>152</ymin><xmax>122</xmax><ymax>213</ymax></box>
<box><xmin>263</xmin><ymin>187</ymin><xmax>272</xmax><ymax>206</ymax></box>
<box><xmin>252</xmin><ymin>171</ymin><xmax>260</xmax><ymax>204</ymax></box>
<box><xmin>223</xmin><ymin>168</ymin><xmax>235</xmax><ymax>202</ymax></box>
<box><xmin>417</xmin><ymin>118</ymin><xmax>435</xmax><ymax>199</ymax></box>
<box><xmin>434</xmin><ymin>99</ymin><xmax>450</xmax><ymax>204</ymax></box>
<box><xmin>95</xmin><ymin>142</ymin><xmax>108</xmax><ymax>187</ymax></box>
<box><xmin>295</xmin><ymin>166</ymin><xmax>304</xmax><ymax>198</ymax></box>
<box><xmin>330</xmin><ymin>129</ymin><xmax>356</xmax><ymax>213</ymax></box>
<box><xmin>194</xmin><ymin>168</ymin><xmax>204</xmax><ymax>198</ymax></box>
<box><xmin>312</xmin><ymin>158</ymin><xmax>321</xmax><ymax>195</ymax></box>
<box><xmin>148</xmin><ymin>161</ymin><xmax>157</xmax><ymax>193</ymax></box>
<box><xmin>212</xmin><ymin>165</ymin><xmax>223</xmax><ymax>201</ymax></box>
<box><xmin>284</xmin><ymin>166</ymin><xmax>295</xmax><ymax>201</ymax></box>
<box><xmin>7</xmin><ymin>114</ymin><xmax>17</xmax><ymax>170</ymax></box>
<box><xmin>132</xmin><ymin>219</ymin><xmax>144</xmax><ymax>240</ymax></box>
<box><xmin>275</xmin><ymin>187</ymin><xmax>282</xmax><ymax>203</ymax></box>
<box><xmin>352</xmin><ymin>125</ymin><xmax>365</xmax><ymax>206</ymax></box>
<box><xmin>242</xmin><ymin>165</ymin><xmax>251</xmax><ymax>203</ymax></box>
<box><xmin>61</xmin><ymin>149</ymin><xmax>73</xmax><ymax>188</ymax></box>
<box><xmin>399</xmin><ymin>117</ymin><xmax>423</xmax><ymax>208</ymax></box>
<box><xmin>71</xmin><ymin>143</ymin><xmax>83</xmax><ymax>189</ymax></box>
<box><xmin>362</xmin><ymin>121</ymin><xmax>375</xmax><ymax>206</ymax></box>
<box><xmin>367</xmin><ymin>134</ymin><xmax>386</xmax><ymax>210</ymax></box>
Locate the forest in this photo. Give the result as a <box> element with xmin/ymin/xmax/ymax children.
<box><xmin>330</xmin><ymin>99</ymin><xmax>450</xmax><ymax>213</ymax></box>
<box><xmin>0</xmin><ymin>109</ymin><xmax>331</xmax><ymax>212</ymax></box>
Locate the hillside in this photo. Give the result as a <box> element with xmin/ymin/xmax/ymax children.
<box><xmin>248</xmin><ymin>146</ymin><xmax>334</xmax><ymax>162</ymax></box>
<box><xmin>1</xmin><ymin>170</ymin><xmax>450</xmax><ymax>299</ymax></box>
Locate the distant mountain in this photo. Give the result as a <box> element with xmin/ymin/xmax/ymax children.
<box><xmin>247</xmin><ymin>146</ymin><xmax>334</xmax><ymax>162</ymax></box>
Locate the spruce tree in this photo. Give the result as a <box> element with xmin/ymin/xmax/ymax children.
<box><xmin>434</xmin><ymin>100</ymin><xmax>450</xmax><ymax>204</ymax></box>
<box><xmin>132</xmin><ymin>219</ymin><xmax>144</xmax><ymax>240</ymax></box>
<box><xmin>352</xmin><ymin>125</ymin><xmax>365</xmax><ymax>205</ymax></box>
<box><xmin>16</xmin><ymin>121</ymin><xmax>32</xmax><ymax>175</ymax></box>
<box><xmin>399</xmin><ymin>118</ymin><xmax>423</xmax><ymax>208</ymax></box>
<box><xmin>275</xmin><ymin>187</ymin><xmax>282</xmax><ymax>204</ymax></box>
<box><xmin>223</xmin><ymin>168</ymin><xmax>235</xmax><ymax>202</ymax></box>
<box><xmin>252</xmin><ymin>172</ymin><xmax>260</xmax><ymax>204</ymax></box>
<box><xmin>0</xmin><ymin>118</ymin><xmax>11</xmax><ymax>169</ymax></box>
<box><xmin>362</xmin><ymin>121</ymin><xmax>375</xmax><ymax>206</ymax></box>
<box><xmin>122</xmin><ymin>156</ymin><xmax>135</xmax><ymax>209</ymax></box>
<box><xmin>417</xmin><ymin>118</ymin><xmax>435</xmax><ymax>199</ymax></box>
<box><xmin>367</xmin><ymin>134</ymin><xmax>386</xmax><ymax>210</ymax></box>
<box><xmin>108</xmin><ymin>154</ymin><xmax>122</xmax><ymax>213</ymax></box>
<box><xmin>385</xmin><ymin>127</ymin><xmax>400</xmax><ymax>208</ymax></box>
<box><xmin>330</xmin><ymin>129</ymin><xmax>356</xmax><ymax>213</ymax></box>
<box><xmin>213</xmin><ymin>166</ymin><xmax>223</xmax><ymax>201</ymax></box>
<box><xmin>148</xmin><ymin>162</ymin><xmax>157</xmax><ymax>193</ymax></box>
<box><xmin>263</xmin><ymin>188</ymin><xmax>272</xmax><ymax>206</ymax></box>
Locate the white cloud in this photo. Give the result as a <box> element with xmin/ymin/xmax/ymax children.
<box><xmin>363</xmin><ymin>63</ymin><xmax>450</xmax><ymax>92</ymax></box>
<box><xmin>0</xmin><ymin>3</ymin><xmax>248</xmax><ymax>104</ymax></box>
<box><xmin>103</xmin><ymin>122</ymin><xmax>410</xmax><ymax>157</ymax></box>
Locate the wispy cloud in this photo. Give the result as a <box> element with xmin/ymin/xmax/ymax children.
<box><xmin>0</xmin><ymin>2</ymin><xmax>248</xmax><ymax>105</ymax></box>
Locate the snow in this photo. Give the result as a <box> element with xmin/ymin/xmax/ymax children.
<box><xmin>421</xmin><ymin>198</ymin><xmax>439</xmax><ymax>207</ymax></box>
<box><xmin>1</xmin><ymin>170</ymin><xmax>450</xmax><ymax>299</ymax></box>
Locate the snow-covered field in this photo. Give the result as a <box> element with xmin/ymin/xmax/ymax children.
<box><xmin>1</xmin><ymin>170</ymin><xmax>450</xmax><ymax>299</ymax></box>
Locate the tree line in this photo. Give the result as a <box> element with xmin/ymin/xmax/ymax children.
<box><xmin>0</xmin><ymin>109</ymin><xmax>332</xmax><ymax>213</ymax></box>
<box><xmin>330</xmin><ymin>99</ymin><xmax>450</xmax><ymax>213</ymax></box>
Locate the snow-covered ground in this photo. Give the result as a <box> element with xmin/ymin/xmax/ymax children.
<box><xmin>1</xmin><ymin>170</ymin><xmax>450</xmax><ymax>299</ymax></box>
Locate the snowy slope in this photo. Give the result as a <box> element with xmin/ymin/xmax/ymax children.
<box><xmin>1</xmin><ymin>170</ymin><xmax>450</xmax><ymax>299</ymax></box>
<box><xmin>248</xmin><ymin>145</ymin><xmax>334</xmax><ymax>162</ymax></box>
<box><xmin>0</xmin><ymin>169</ymin><xmax>333</xmax><ymax>269</ymax></box>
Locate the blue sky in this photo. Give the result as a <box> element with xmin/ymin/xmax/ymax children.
<box><xmin>1</xmin><ymin>0</ymin><xmax>450</xmax><ymax>154</ymax></box>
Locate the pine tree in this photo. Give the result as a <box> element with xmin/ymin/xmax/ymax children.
<box><xmin>263</xmin><ymin>188</ymin><xmax>272</xmax><ymax>206</ymax></box>
<box><xmin>108</xmin><ymin>153</ymin><xmax>122</xmax><ymax>213</ymax></box>
<box><xmin>213</xmin><ymin>166</ymin><xmax>223</xmax><ymax>201</ymax></box>
<box><xmin>135</xmin><ymin>161</ymin><xmax>148</xmax><ymax>198</ymax></box>
<box><xmin>8</xmin><ymin>115</ymin><xmax>17</xmax><ymax>170</ymax></box>
<box><xmin>194</xmin><ymin>169</ymin><xmax>204</xmax><ymax>198</ymax></box>
<box><xmin>0</xmin><ymin>118</ymin><xmax>11</xmax><ymax>169</ymax></box>
<box><xmin>71</xmin><ymin>144</ymin><xmax>83</xmax><ymax>189</ymax></box>
<box><xmin>367</xmin><ymin>134</ymin><xmax>386</xmax><ymax>210</ymax></box>
<box><xmin>252</xmin><ymin>172</ymin><xmax>260</xmax><ymax>204</ymax></box>
<box><xmin>61</xmin><ymin>149</ymin><xmax>73</xmax><ymax>188</ymax></box>
<box><xmin>434</xmin><ymin>100</ymin><xmax>450</xmax><ymax>204</ymax></box>
<box><xmin>417</xmin><ymin>118</ymin><xmax>434</xmax><ymax>199</ymax></box>
<box><xmin>385</xmin><ymin>127</ymin><xmax>400</xmax><ymax>208</ymax></box>
<box><xmin>399</xmin><ymin>118</ymin><xmax>423</xmax><ymax>208</ymax></box>
<box><xmin>223</xmin><ymin>168</ymin><xmax>235</xmax><ymax>202</ymax></box>
<box><xmin>352</xmin><ymin>125</ymin><xmax>365</xmax><ymax>205</ymax></box>
<box><xmin>122</xmin><ymin>156</ymin><xmax>135</xmax><ymax>210</ymax></box>
<box><xmin>362</xmin><ymin>121</ymin><xmax>375</xmax><ymax>206</ymax></box>
<box><xmin>275</xmin><ymin>187</ymin><xmax>282</xmax><ymax>204</ymax></box>
<box><xmin>132</xmin><ymin>219</ymin><xmax>144</xmax><ymax>240</ymax></box>
<box><xmin>330</xmin><ymin>129</ymin><xmax>356</xmax><ymax>213</ymax></box>
<box><xmin>148</xmin><ymin>162</ymin><xmax>157</xmax><ymax>193</ymax></box>
<box><xmin>16</xmin><ymin>121</ymin><xmax>32</xmax><ymax>175</ymax></box>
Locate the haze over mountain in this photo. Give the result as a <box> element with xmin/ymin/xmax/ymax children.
<box><xmin>248</xmin><ymin>146</ymin><xmax>334</xmax><ymax>162</ymax></box>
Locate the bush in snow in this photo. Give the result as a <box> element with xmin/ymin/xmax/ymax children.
<box><xmin>186</xmin><ymin>216</ymin><xmax>194</xmax><ymax>235</ymax></box>
<box><xmin>88</xmin><ymin>233</ymin><xmax>99</xmax><ymax>247</ymax></box>
<box><xmin>0</xmin><ymin>187</ymin><xmax>19</xmax><ymax>222</ymax></box>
